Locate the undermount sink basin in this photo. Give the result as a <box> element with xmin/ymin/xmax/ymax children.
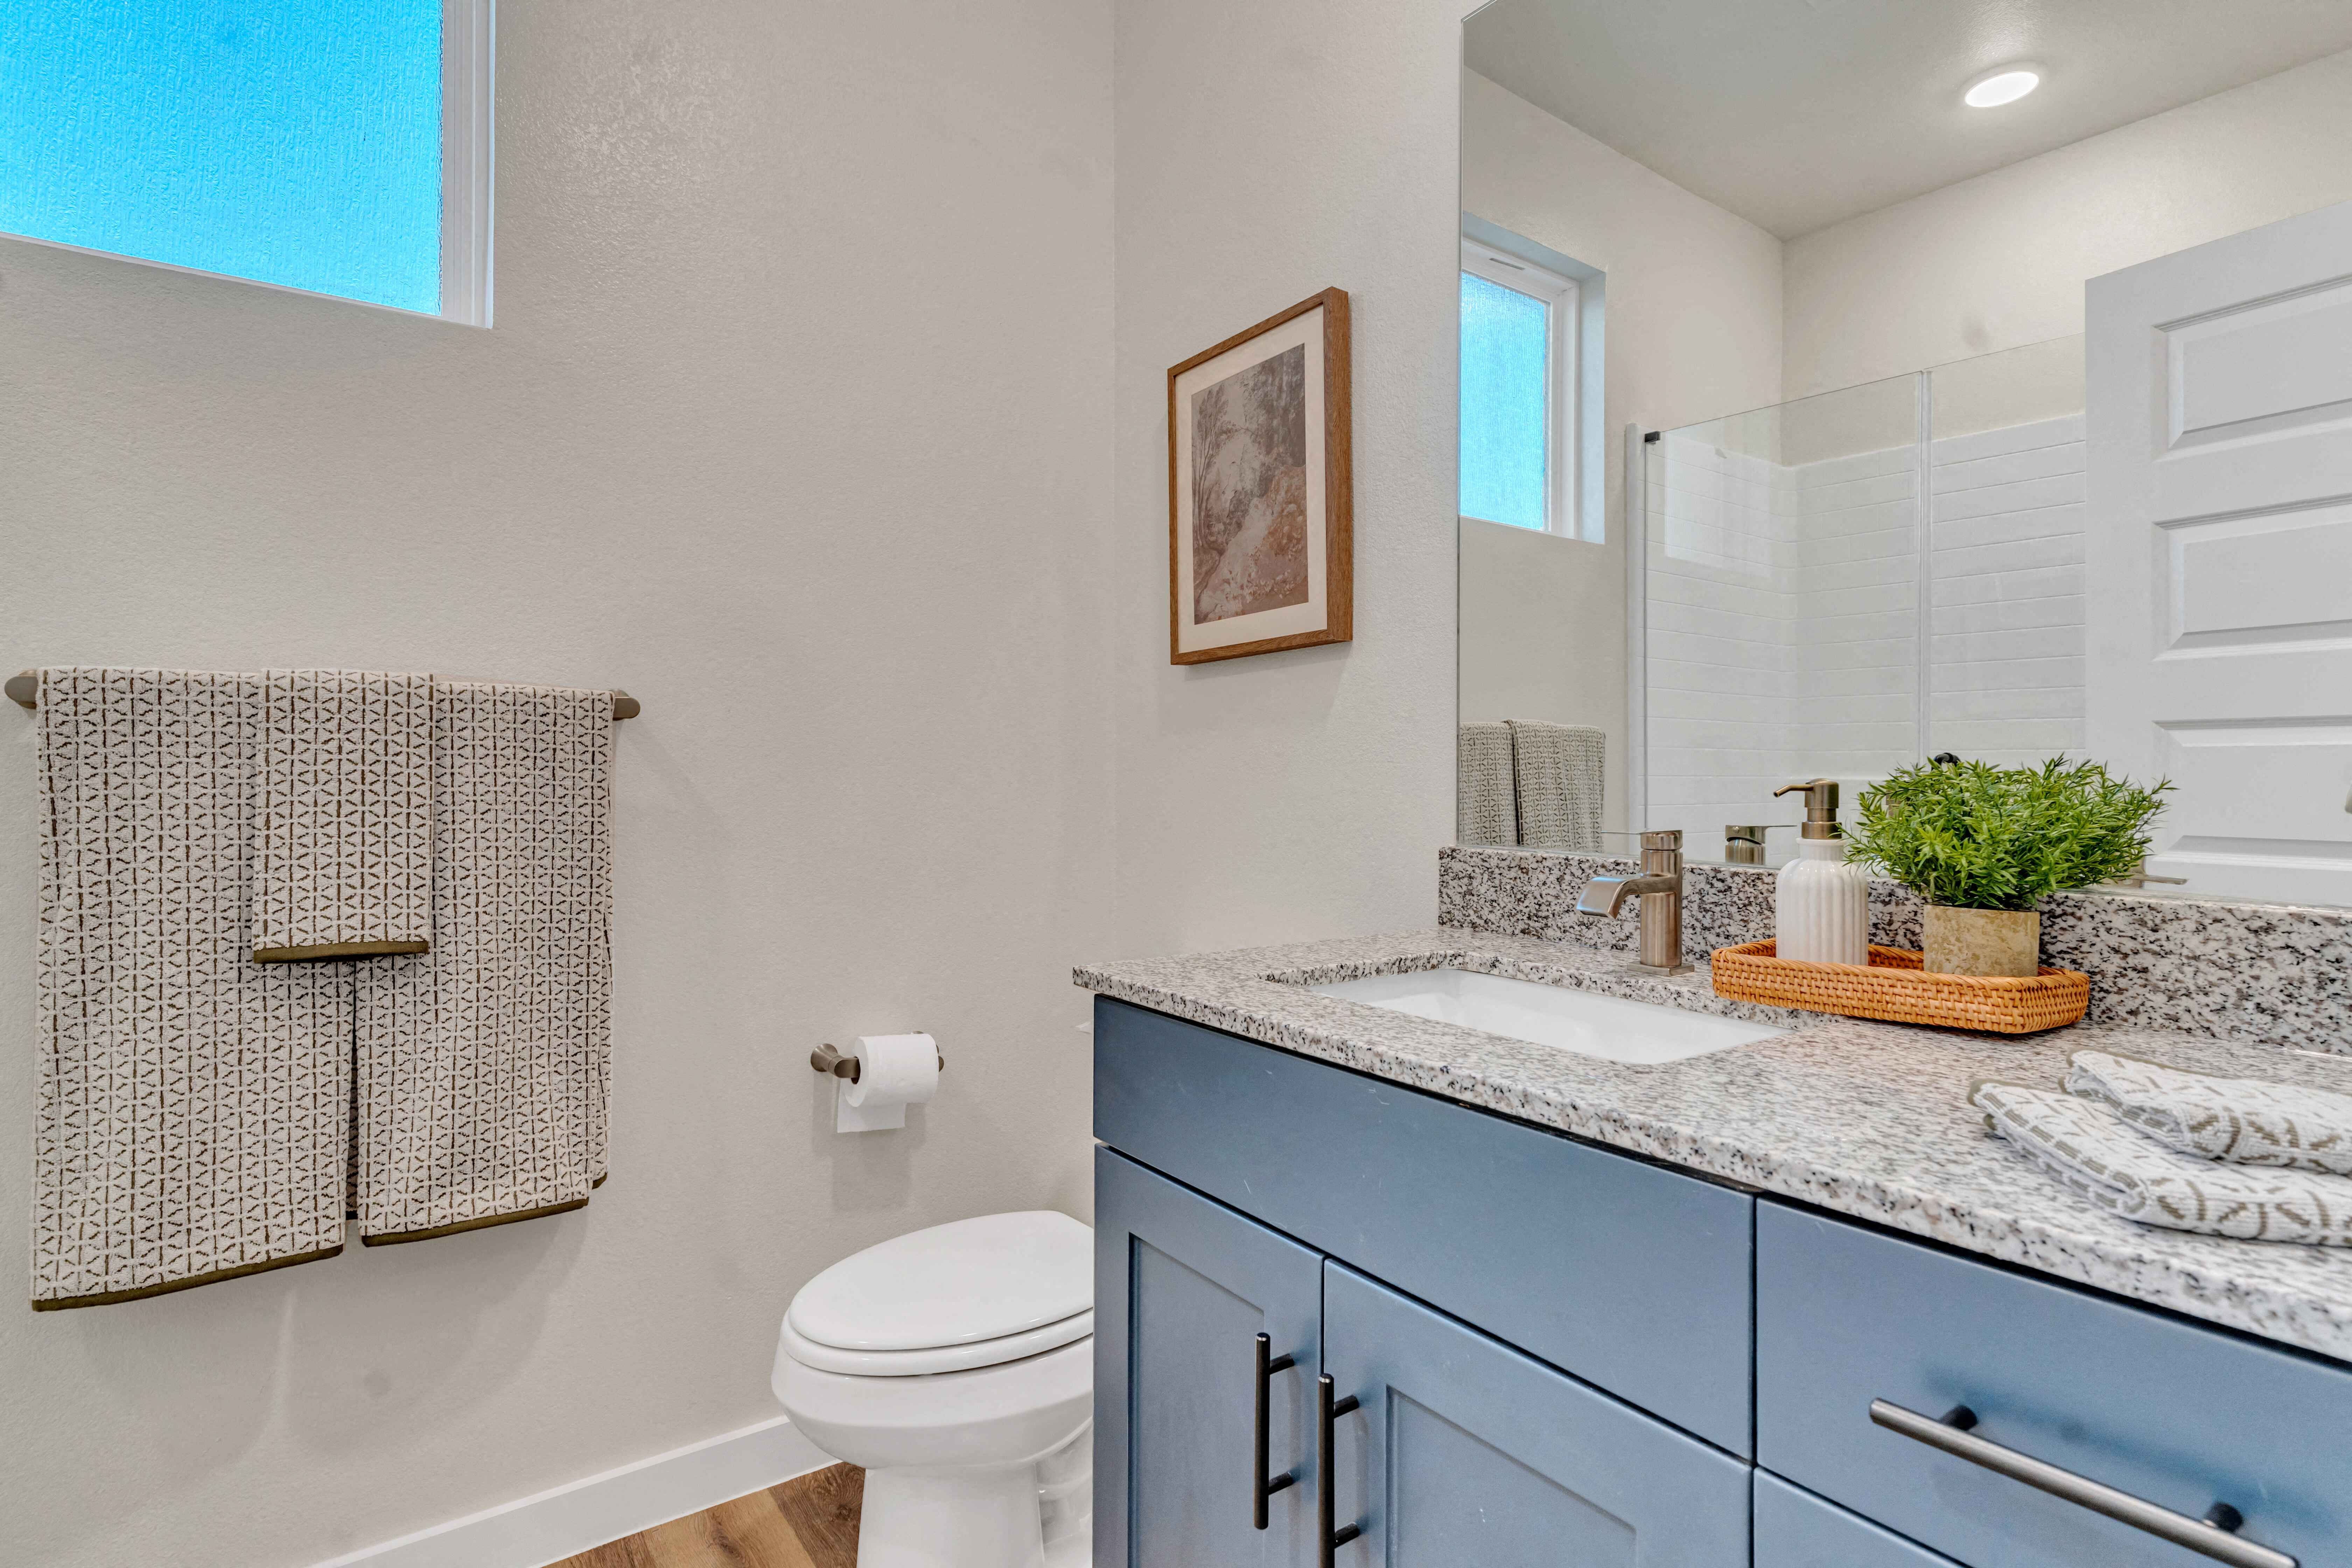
<box><xmin>1308</xmin><ymin>968</ymin><xmax>1786</xmax><ymax>1065</ymax></box>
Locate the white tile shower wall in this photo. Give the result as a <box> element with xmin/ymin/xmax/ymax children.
<box><xmin>1642</xmin><ymin>415</ymin><xmax>2085</xmax><ymax>847</ymax></box>
<box><xmin>1644</xmin><ymin>432</ymin><xmax>1799</xmax><ymax>855</ymax></box>
<box><xmin>1928</xmin><ymin>414</ymin><xmax>2088</xmax><ymax>766</ymax></box>
<box><xmin>1644</xmin><ymin>433</ymin><xmax>1920</xmax><ymax>852</ymax></box>
<box><xmin>1791</xmin><ymin>444</ymin><xmax>1920</xmax><ymax>799</ymax></box>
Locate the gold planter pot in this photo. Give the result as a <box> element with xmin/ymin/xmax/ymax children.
<box><xmin>1921</xmin><ymin>905</ymin><xmax>2041</xmax><ymax>978</ymax></box>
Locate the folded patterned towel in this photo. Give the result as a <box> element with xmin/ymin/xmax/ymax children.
<box><xmin>253</xmin><ymin>670</ymin><xmax>434</xmax><ymax>962</ymax></box>
<box><xmin>2065</xmin><ymin>1051</ymin><xmax>2352</xmax><ymax>1175</ymax></box>
<box><xmin>1971</xmin><ymin>1079</ymin><xmax>2352</xmax><ymax>1246</ymax></box>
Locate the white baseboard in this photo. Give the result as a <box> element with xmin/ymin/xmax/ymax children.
<box><xmin>310</xmin><ymin>1415</ymin><xmax>835</xmax><ymax>1568</ymax></box>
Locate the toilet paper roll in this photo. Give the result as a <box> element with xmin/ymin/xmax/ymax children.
<box><xmin>841</xmin><ymin>1033</ymin><xmax>940</xmax><ymax>1111</ymax></box>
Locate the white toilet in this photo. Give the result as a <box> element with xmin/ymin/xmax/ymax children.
<box><xmin>771</xmin><ymin>1210</ymin><xmax>1094</xmax><ymax>1568</ymax></box>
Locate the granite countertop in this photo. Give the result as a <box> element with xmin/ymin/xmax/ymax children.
<box><xmin>1074</xmin><ymin>930</ymin><xmax>2352</xmax><ymax>1365</ymax></box>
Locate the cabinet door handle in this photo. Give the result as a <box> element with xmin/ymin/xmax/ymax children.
<box><xmin>1869</xmin><ymin>1400</ymin><xmax>2295</xmax><ymax>1568</ymax></box>
<box><xmin>1317</xmin><ymin>1373</ymin><xmax>1363</xmax><ymax>1564</ymax></box>
<box><xmin>1253</xmin><ymin>1333</ymin><xmax>1298</xmax><ymax>1529</ymax></box>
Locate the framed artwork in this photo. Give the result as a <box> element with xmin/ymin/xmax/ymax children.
<box><xmin>1168</xmin><ymin>287</ymin><xmax>1352</xmax><ymax>664</ymax></box>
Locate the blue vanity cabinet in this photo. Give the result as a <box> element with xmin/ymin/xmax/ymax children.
<box><xmin>1094</xmin><ymin>997</ymin><xmax>1755</xmax><ymax>1454</ymax></box>
<box><xmin>1096</xmin><ymin>1148</ymin><xmax>1323</xmax><ymax>1568</ymax></box>
<box><xmin>1321</xmin><ymin>1262</ymin><xmax>1752</xmax><ymax>1565</ymax></box>
<box><xmin>1756</xmin><ymin>1200</ymin><xmax>2351</xmax><ymax>1568</ymax></box>
<box><xmin>1092</xmin><ymin>993</ymin><xmax>2352</xmax><ymax>1568</ymax></box>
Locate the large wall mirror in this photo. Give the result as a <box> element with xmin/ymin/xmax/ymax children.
<box><xmin>1455</xmin><ymin>0</ymin><xmax>2352</xmax><ymax>909</ymax></box>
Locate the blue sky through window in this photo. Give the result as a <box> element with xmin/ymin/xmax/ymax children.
<box><xmin>1460</xmin><ymin>271</ymin><xmax>1549</xmax><ymax>530</ymax></box>
<box><xmin>0</xmin><ymin>1</ymin><xmax>443</xmax><ymax>313</ymax></box>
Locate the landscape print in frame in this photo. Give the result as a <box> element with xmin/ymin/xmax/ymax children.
<box><xmin>1168</xmin><ymin>287</ymin><xmax>1352</xmax><ymax>664</ymax></box>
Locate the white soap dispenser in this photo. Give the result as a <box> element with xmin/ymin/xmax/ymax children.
<box><xmin>1771</xmin><ymin>779</ymin><xmax>1869</xmax><ymax>966</ymax></box>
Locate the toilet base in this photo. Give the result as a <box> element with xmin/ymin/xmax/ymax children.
<box><xmin>855</xmin><ymin>1424</ymin><xmax>1090</xmax><ymax>1568</ymax></box>
<box><xmin>858</xmin><ymin>1463</ymin><xmax>1044</xmax><ymax>1568</ymax></box>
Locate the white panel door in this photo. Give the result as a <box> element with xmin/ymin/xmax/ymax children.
<box><xmin>2086</xmin><ymin>198</ymin><xmax>2352</xmax><ymax>906</ymax></box>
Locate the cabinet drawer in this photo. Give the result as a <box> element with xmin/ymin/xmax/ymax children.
<box><xmin>1757</xmin><ymin>1200</ymin><xmax>2351</xmax><ymax>1567</ymax></box>
<box><xmin>1755</xmin><ymin>1472</ymin><xmax>1962</xmax><ymax>1568</ymax></box>
<box><xmin>1094</xmin><ymin>997</ymin><xmax>1754</xmax><ymax>1453</ymax></box>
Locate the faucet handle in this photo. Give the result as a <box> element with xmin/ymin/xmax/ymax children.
<box><xmin>1639</xmin><ymin>829</ymin><xmax>1682</xmax><ymax>851</ymax></box>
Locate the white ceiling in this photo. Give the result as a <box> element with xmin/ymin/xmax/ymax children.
<box><xmin>1463</xmin><ymin>0</ymin><xmax>2352</xmax><ymax>238</ymax></box>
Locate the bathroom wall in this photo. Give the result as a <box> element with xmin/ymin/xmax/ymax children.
<box><xmin>0</xmin><ymin>2</ymin><xmax>1114</xmax><ymax>1565</ymax></box>
<box><xmin>1783</xmin><ymin>46</ymin><xmax>2352</xmax><ymax>397</ymax></box>
<box><xmin>1458</xmin><ymin>69</ymin><xmax>1784</xmax><ymax>832</ymax></box>
<box><xmin>1107</xmin><ymin>0</ymin><xmax>1468</xmax><ymax>954</ymax></box>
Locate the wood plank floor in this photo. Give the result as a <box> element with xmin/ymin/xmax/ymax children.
<box><xmin>552</xmin><ymin>1463</ymin><xmax>862</xmax><ymax>1568</ymax></box>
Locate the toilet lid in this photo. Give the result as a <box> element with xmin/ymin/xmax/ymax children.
<box><xmin>788</xmin><ymin>1210</ymin><xmax>1093</xmax><ymax>1353</ymax></box>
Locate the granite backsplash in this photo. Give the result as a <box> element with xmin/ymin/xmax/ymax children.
<box><xmin>1438</xmin><ymin>844</ymin><xmax>2352</xmax><ymax>1052</ymax></box>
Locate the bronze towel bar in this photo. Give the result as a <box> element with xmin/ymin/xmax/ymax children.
<box><xmin>6</xmin><ymin>670</ymin><xmax>639</xmax><ymax>720</ymax></box>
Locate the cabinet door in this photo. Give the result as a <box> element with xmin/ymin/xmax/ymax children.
<box><xmin>1320</xmin><ymin>1262</ymin><xmax>1750</xmax><ymax>1567</ymax></box>
<box><xmin>1755</xmin><ymin>1472</ymin><xmax>1963</xmax><ymax>1568</ymax></box>
<box><xmin>1097</xmin><ymin>1148</ymin><xmax>1323</xmax><ymax>1568</ymax></box>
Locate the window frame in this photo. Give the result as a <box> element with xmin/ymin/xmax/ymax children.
<box><xmin>1461</xmin><ymin>237</ymin><xmax>1580</xmax><ymax>538</ymax></box>
<box><xmin>0</xmin><ymin>0</ymin><xmax>495</xmax><ymax>327</ymax></box>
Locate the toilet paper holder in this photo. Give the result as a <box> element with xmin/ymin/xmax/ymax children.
<box><xmin>811</xmin><ymin>1042</ymin><xmax>945</xmax><ymax>1083</ymax></box>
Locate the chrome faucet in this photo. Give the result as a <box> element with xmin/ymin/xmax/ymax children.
<box><xmin>1576</xmin><ymin>829</ymin><xmax>1689</xmax><ymax>973</ymax></box>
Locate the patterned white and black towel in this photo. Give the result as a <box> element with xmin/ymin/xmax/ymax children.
<box><xmin>253</xmin><ymin>670</ymin><xmax>434</xmax><ymax>962</ymax></box>
<box><xmin>2065</xmin><ymin>1051</ymin><xmax>2352</xmax><ymax>1176</ymax></box>
<box><xmin>1509</xmin><ymin>721</ymin><xmax>1604</xmax><ymax>853</ymax></box>
<box><xmin>355</xmin><ymin>681</ymin><xmax>613</xmax><ymax>1244</ymax></box>
<box><xmin>1457</xmin><ymin>723</ymin><xmax>1517</xmax><ymax>847</ymax></box>
<box><xmin>1971</xmin><ymin>1080</ymin><xmax>2352</xmax><ymax>1246</ymax></box>
<box><xmin>35</xmin><ymin>668</ymin><xmax>351</xmax><ymax>1308</ymax></box>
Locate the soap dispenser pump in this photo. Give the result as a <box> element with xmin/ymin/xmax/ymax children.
<box><xmin>1771</xmin><ymin>779</ymin><xmax>1869</xmax><ymax>966</ymax></box>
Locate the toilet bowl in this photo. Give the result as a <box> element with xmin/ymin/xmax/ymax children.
<box><xmin>772</xmin><ymin>1210</ymin><xmax>1094</xmax><ymax>1568</ymax></box>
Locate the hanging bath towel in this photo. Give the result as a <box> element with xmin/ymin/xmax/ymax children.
<box><xmin>253</xmin><ymin>670</ymin><xmax>435</xmax><ymax>963</ymax></box>
<box><xmin>1509</xmin><ymin>721</ymin><xmax>1605</xmax><ymax>852</ymax></box>
<box><xmin>355</xmin><ymin>681</ymin><xmax>613</xmax><ymax>1244</ymax></box>
<box><xmin>1457</xmin><ymin>723</ymin><xmax>1518</xmax><ymax>847</ymax></box>
<box><xmin>34</xmin><ymin>668</ymin><xmax>351</xmax><ymax>1308</ymax></box>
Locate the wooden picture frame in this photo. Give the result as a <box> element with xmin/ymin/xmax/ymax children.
<box><xmin>1167</xmin><ymin>287</ymin><xmax>1353</xmax><ymax>664</ymax></box>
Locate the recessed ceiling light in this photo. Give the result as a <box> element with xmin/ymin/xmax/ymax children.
<box><xmin>1964</xmin><ymin>67</ymin><xmax>2042</xmax><ymax>109</ymax></box>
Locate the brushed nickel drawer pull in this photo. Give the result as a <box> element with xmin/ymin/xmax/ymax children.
<box><xmin>1869</xmin><ymin>1400</ymin><xmax>2294</xmax><ymax>1568</ymax></box>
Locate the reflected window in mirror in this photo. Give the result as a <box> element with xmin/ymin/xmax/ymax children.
<box><xmin>1460</xmin><ymin>237</ymin><xmax>1583</xmax><ymax>537</ymax></box>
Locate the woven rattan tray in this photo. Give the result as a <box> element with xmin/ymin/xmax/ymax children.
<box><xmin>1710</xmin><ymin>940</ymin><xmax>2089</xmax><ymax>1034</ymax></box>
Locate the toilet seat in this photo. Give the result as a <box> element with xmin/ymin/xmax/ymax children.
<box><xmin>782</xmin><ymin>1307</ymin><xmax>1094</xmax><ymax>1376</ymax></box>
<box><xmin>784</xmin><ymin>1210</ymin><xmax>1093</xmax><ymax>1376</ymax></box>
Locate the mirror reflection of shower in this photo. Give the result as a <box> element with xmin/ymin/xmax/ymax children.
<box><xmin>1632</xmin><ymin>336</ymin><xmax>2085</xmax><ymax>869</ymax></box>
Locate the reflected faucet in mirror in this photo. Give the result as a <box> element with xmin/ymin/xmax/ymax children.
<box><xmin>1577</xmin><ymin>829</ymin><xmax>1689</xmax><ymax>974</ymax></box>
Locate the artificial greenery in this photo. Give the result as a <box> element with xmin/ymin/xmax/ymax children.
<box><xmin>1847</xmin><ymin>757</ymin><xmax>2171</xmax><ymax>912</ymax></box>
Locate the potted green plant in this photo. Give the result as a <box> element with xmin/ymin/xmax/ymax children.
<box><xmin>1847</xmin><ymin>757</ymin><xmax>2170</xmax><ymax>978</ymax></box>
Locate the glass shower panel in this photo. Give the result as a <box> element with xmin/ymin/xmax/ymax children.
<box><xmin>1641</xmin><ymin>372</ymin><xmax>1924</xmax><ymax>867</ymax></box>
<box><xmin>1924</xmin><ymin>336</ymin><xmax>2088</xmax><ymax>769</ymax></box>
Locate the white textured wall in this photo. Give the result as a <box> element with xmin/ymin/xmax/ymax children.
<box><xmin>1456</xmin><ymin>520</ymin><xmax>1622</xmax><ymax>827</ymax></box>
<box><xmin>1108</xmin><ymin>0</ymin><xmax>1466</xmax><ymax>954</ymax></box>
<box><xmin>0</xmin><ymin>3</ymin><xmax>1114</xmax><ymax>1565</ymax></box>
<box><xmin>1784</xmin><ymin>47</ymin><xmax>2352</xmax><ymax>397</ymax></box>
<box><xmin>1458</xmin><ymin>70</ymin><xmax>1783</xmax><ymax>833</ymax></box>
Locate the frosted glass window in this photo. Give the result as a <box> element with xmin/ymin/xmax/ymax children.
<box><xmin>0</xmin><ymin>1</ymin><xmax>488</xmax><ymax>320</ymax></box>
<box><xmin>1460</xmin><ymin>271</ymin><xmax>1551</xmax><ymax>531</ymax></box>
